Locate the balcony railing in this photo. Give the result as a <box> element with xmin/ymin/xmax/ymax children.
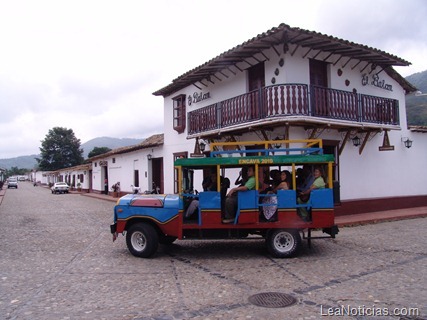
<box><xmin>188</xmin><ymin>84</ymin><xmax>399</xmax><ymax>135</ymax></box>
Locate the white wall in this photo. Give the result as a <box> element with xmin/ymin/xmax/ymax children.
<box><xmin>91</xmin><ymin>147</ymin><xmax>162</xmax><ymax>194</ymax></box>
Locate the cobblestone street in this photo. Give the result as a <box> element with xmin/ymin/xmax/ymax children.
<box><xmin>0</xmin><ymin>182</ymin><xmax>425</xmax><ymax>319</ymax></box>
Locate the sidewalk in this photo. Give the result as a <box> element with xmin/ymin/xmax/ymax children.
<box><xmin>0</xmin><ymin>187</ymin><xmax>5</xmax><ymax>206</ymax></box>
<box><xmin>80</xmin><ymin>192</ymin><xmax>427</xmax><ymax>227</ymax></box>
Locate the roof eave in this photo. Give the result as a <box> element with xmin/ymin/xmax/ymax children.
<box><xmin>153</xmin><ymin>23</ymin><xmax>411</xmax><ymax>97</ymax></box>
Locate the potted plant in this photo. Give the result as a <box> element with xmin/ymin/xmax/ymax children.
<box><xmin>77</xmin><ymin>182</ymin><xmax>81</xmax><ymax>192</ymax></box>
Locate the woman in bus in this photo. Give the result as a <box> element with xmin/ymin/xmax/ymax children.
<box><xmin>223</xmin><ymin>166</ymin><xmax>255</xmax><ymax>223</ymax></box>
<box><xmin>297</xmin><ymin>166</ymin><xmax>326</xmax><ymax>221</ymax></box>
<box><xmin>262</xmin><ymin>170</ymin><xmax>290</xmax><ymax>221</ymax></box>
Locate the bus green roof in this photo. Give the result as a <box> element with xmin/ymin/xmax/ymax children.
<box><xmin>175</xmin><ymin>153</ymin><xmax>334</xmax><ymax>167</ymax></box>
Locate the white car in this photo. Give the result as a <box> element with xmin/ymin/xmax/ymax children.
<box><xmin>8</xmin><ymin>177</ymin><xmax>18</xmax><ymax>189</ymax></box>
<box><xmin>51</xmin><ymin>182</ymin><xmax>70</xmax><ymax>194</ymax></box>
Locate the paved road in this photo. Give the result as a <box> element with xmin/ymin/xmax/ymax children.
<box><xmin>0</xmin><ymin>182</ymin><xmax>425</xmax><ymax>320</ymax></box>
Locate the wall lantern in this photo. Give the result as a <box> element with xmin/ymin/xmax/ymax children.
<box><xmin>199</xmin><ymin>140</ymin><xmax>206</xmax><ymax>153</ymax></box>
<box><xmin>147</xmin><ymin>154</ymin><xmax>152</xmax><ymax>161</ymax></box>
<box><xmin>191</xmin><ymin>137</ymin><xmax>206</xmax><ymax>157</ymax></box>
<box><xmin>402</xmin><ymin>137</ymin><xmax>413</xmax><ymax>149</ymax></box>
<box><xmin>273</xmin><ymin>136</ymin><xmax>282</xmax><ymax>149</ymax></box>
<box><xmin>352</xmin><ymin>136</ymin><xmax>361</xmax><ymax>147</ymax></box>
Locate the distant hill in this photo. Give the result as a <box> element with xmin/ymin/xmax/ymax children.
<box><xmin>0</xmin><ymin>155</ymin><xmax>39</xmax><ymax>170</ymax></box>
<box><xmin>405</xmin><ymin>70</ymin><xmax>427</xmax><ymax>126</ymax></box>
<box><xmin>80</xmin><ymin>137</ymin><xmax>144</xmax><ymax>158</ymax></box>
<box><xmin>406</xmin><ymin>70</ymin><xmax>427</xmax><ymax>94</ymax></box>
<box><xmin>0</xmin><ymin>137</ymin><xmax>145</xmax><ymax>170</ymax></box>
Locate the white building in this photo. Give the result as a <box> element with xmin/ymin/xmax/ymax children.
<box><xmin>153</xmin><ymin>23</ymin><xmax>426</xmax><ymax>215</ymax></box>
<box><xmin>89</xmin><ymin>134</ymin><xmax>163</xmax><ymax>195</ymax></box>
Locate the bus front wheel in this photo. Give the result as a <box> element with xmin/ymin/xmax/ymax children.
<box><xmin>266</xmin><ymin>229</ymin><xmax>301</xmax><ymax>258</ymax></box>
<box><xmin>126</xmin><ymin>223</ymin><xmax>159</xmax><ymax>258</ymax></box>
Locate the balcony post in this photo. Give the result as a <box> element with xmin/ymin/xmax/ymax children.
<box><xmin>217</xmin><ymin>102</ymin><xmax>222</xmax><ymax>130</ymax></box>
<box><xmin>357</xmin><ymin>93</ymin><xmax>363</xmax><ymax>123</ymax></box>
<box><xmin>258</xmin><ymin>87</ymin><xmax>263</xmax><ymax>119</ymax></box>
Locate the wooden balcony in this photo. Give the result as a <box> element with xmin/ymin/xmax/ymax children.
<box><xmin>188</xmin><ymin>84</ymin><xmax>399</xmax><ymax>135</ymax></box>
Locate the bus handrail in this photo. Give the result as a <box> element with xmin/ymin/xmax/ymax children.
<box><xmin>209</xmin><ymin>139</ymin><xmax>323</xmax><ymax>157</ymax></box>
<box><xmin>210</xmin><ymin>147</ymin><xmax>323</xmax><ymax>157</ymax></box>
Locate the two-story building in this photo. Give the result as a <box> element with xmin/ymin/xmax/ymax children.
<box><xmin>153</xmin><ymin>23</ymin><xmax>426</xmax><ymax>215</ymax></box>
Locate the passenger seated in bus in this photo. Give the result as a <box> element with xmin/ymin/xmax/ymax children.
<box><xmin>261</xmin><ymin>170</ymin><xmax>290</xmax><ymax>221</ymax></box>
<box><xmin>296</xmin><ymin>168</ymin><xmax>304</xmax><ymax>190</ymax></box>
<box><xmin>285</xmin><ymin>170</ymin><xmax>293</xmax><ymax>189</ymax></box>
<box><xmin>273</xmin><ymin>170</ymin><xmax>290</xmax><ymax>192</ymax></box>
<box><xmin>185</xmin><ymin>198</ymin><xmax>199</xmax><ymax>219</ymax></box>
<box><xmin>297</xmin><ymin>167</ymin><xmax>325</xmax><ymax>221</ymax></box>
<box><xmin>185</xmin><ymin>170</ymin><xmax>216</xmax><ymax>220</ymax></box>
<box><xmin>185</xmin><ymin>175</ymin><xmax>229</xmax><ymax>220</ymax></box>
<box><xmin>298</xmin><ymin>165</ymin><xmax>313</xmax><ymax>192</ymax></box>
<box><xmin>220</xmin><ymin>177</ymin><xmax>230</xmax><ymax>212</ymax></box>
<box><xmin>261</xmin><ymin>169</ymin><xmax>281</xmax><ymax>193</ymax></box>
<box><xmin>202</xmin><ymin>169</ymin><xmax>218</xmax><ymax>191</ymax></box>
<box><xmin>234</xmin><ymin>167</ymin><xmax>248</xmax><ymax>186</ymax></box>
<box><xmin>223</xmin><ymin>166</ymin><xmax>255</xmax><ymax>223</ymax></box>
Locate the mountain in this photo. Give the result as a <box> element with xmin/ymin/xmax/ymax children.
<box><xmin>405</xmin><ymin>70</ymin><xmax>427</xmax><ymax>126</ymax></box>
<box><xmin>406</xmin><ymin>70</ymin><xmax>427</xmax><ymax>94</ymax></box>
<box><xmin>0</xmin><ymin>155</ymin><xmax>39</xmax><ymax>170</ymax></box>
<box><xmin>0</xmin><ymin>137</ymin><xmax>145</xmax><ymax>170</ymax></box>
<box><xmin>80</xmin><ymin>137</ymin><xmax>144</xmax><ymax>158</ymax></box>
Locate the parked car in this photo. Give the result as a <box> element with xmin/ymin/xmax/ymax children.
<box><xmin>51</xmin><ymin>182</ymin><xmax>70</xmax><ymax>194</ymax></box>
<box><xmin>8</xmin><ymin>177</ymin><xmax>18</xmax><ymax>189</ymax></box>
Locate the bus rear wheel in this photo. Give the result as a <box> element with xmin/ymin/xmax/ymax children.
<box><xmin>126</xmin><ymin>223</ymin><xmax>159</xmax><ymax>258</ymax></box>
<box><xmin>266</xmin><ymin>229</ymin><xmax>301</xmax><ymax>258</ymax></box>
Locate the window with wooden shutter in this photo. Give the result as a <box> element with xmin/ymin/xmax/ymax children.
<box><xmin>173</xmin><ymin>94</ymin><xmax>186</xmax><ymax>133</ymax></box>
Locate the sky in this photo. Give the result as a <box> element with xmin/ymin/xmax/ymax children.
<box><xmin>1</xmin><ymin>0</ymin><xmax>426</xmax><ymax>159</ymax></box>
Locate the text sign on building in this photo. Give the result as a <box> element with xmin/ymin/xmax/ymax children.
<box><xmin>362</xmin><ymin>74</ymin><xmax>393</xmax><ymax>91</ymax></box>
<box><xmin>187</xmin><ymin>91</ymin><xmax>211</xmax><ymax>106</ymax></box>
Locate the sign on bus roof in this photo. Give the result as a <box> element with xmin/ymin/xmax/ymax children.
<box><xmin>175</xmin><ymin>153</ymin><xmax>334</xmax><ymax>167</ymax></box>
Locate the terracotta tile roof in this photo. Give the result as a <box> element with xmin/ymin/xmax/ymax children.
<box><xmin>88</xmin><ymin>133</ymin><xmax>164</xmax><ymax>161</ymax></box>
<box><xmin>409</xmin><ymin>125</ymin><xmax>427</xmax><ymax>132</ymax></box>
<box><xmin>51</xmin><ymin>163</ymin><xmax>92</xmax><ymax>174</ymax></box>
<box><xmin>153</xmin><ymin>23</ymin><xmax>414</xmax><ymax>97</ymax></box>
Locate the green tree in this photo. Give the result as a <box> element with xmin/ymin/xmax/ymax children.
<box><xmin>37</xmin><ymin>127</ymin><xmax>84</xmax><ymax>171</ymax></box>
<box><xmin>5</xmin><ymin>166</ymin><xmax>29</xmax><ymax>178</ymax></box>
<box><xmin>88</xmin><ymin>146</ymin><xmax>112</xmax><ymax>158</ymax></box>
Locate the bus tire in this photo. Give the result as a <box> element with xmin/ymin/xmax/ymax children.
<box><xmin>266</xmin><ymin>229</ymin><xmax>301</xmax><ymax>258</ymax></box>
<box><xmin>126</xmin><ymin>223</ymin><xmax>159</xmax><ymax>258</ymax></box>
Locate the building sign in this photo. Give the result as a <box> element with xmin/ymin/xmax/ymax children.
<box><xmin>379</xmin><ymin>131</ymin><xmax>394</xmax><ymax>151</ymax></box>
<box><xmin>187</xmin><ymin>91</ymin><xmax>211</xmax><ymax>106</ymax></box>
<box><xmin>362</xmin><ymin>74</ymin><xmax>393</xmax><ymax>91</ymax></box>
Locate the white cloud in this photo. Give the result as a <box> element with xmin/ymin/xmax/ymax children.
<box><xmin>0</xmin><ymin>0</ymin><xmax>425</xmax><ymax>158</ymax></box>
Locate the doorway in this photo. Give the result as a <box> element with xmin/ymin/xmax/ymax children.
<box><xmin>248</xmin><ymin>62</ymin><xmax>265</xmax><ymax>91</ymax></box>
<box><xmin>151</xmin><ymin>157</ymin><xmax>164</xmax><ymax>193</ymax></box>
<box><xmin>310</xmin><ymin>59</ymin><xmax>329</xmax><ymax>117</ymax></box>
<box><xmin>309</xmin><ymin>59</ymin><xmax>328</xmax><ymax>87</ymax></box>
